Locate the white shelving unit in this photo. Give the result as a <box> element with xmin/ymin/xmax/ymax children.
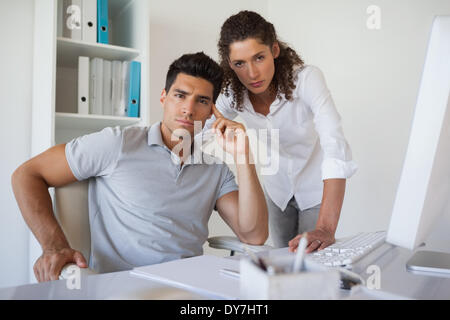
<box><xmin>56</xmin><ymin>37</ymin><xmax>140</xmax><ymax>67</ymax></box>
<box><xmin>55</xmin><ymin>112</ymin><xmax>141</xmax><ymax>131</ymax></box>
<box><xmin>29</xmin><ymin>0</ymin><xmax>149</xmax><ymax>282</ymax></box>
<box><xmin>32</xmin><ymin>0</ymin><xmax>149</xmax><ymax>149</ymax></box>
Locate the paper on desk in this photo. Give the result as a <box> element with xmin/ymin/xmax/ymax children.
<box><xmin>130</xmin><ymin>255</ymin><xmax>240</xmax><ymax>300</ymax></box>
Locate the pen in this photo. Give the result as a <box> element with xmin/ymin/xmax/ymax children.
<box><xmin>219</xmin><ymin>268</ymin><xmax>240</xmax><ymax>279</ymax></box>
<box><xmin>292</xmin><ymin>232</ymin><xmax>308</xmax><ymax>273</ymax></box>
<box><xmin>243</xmin><ymin>246</ymin><xmax>268</xmax><ymax>271</ymax></box>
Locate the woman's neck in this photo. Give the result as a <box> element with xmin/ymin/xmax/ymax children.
<box><xmin>248</xmin><ymin>87</ymin><xmax>277</xmax><ymax>109</ymax></box>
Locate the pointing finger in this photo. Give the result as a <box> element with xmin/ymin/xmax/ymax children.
<box><xmin>212</xmin><ymin>104</ymin><xmax>224</xmax><ymax>119</ymax></box>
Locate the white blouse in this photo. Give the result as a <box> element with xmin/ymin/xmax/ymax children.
<box><xmin>204</xmin><ymin>65</ymin><xmax>358</xmax><ymax>211</ymax></box>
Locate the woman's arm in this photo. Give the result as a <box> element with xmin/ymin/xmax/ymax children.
<box><xmin>289</xmin><ymin>66</ymin><xmax>356</xmax><ymax>252</ymax></box>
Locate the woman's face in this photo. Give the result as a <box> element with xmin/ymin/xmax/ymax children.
<box><xmin>228</xmin><ymin>38</ymin><xmax>279</xmax><ymax>96</ymax></box>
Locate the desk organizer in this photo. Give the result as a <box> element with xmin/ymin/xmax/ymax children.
<box><xmin>239</xmin><ymin>255</ymin><xmax>340</xmax><ymax>299</ymax></box>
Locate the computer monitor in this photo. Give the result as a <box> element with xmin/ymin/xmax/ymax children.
<box><xmin>386</xmin><ymin>16</ymin><xmax>450</xmax><ymax>274</ymax></box>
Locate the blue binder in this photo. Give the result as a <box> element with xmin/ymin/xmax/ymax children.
<box><xmin>127</xmin><ymin>61</ymin><xmax>141</xmax><ymax>118</ymax></box>
<box><xmin>97</xmin><ymin>0</ymin><xmax>108</xmax><ymax>44</ymax></box>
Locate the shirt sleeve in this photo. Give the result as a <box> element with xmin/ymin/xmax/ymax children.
<box><xmin>301</xmin><ymin>66</ymin><xmax>358</xmax><ymax>180</ymax></box>
<box><xmin>215</xmin><ymin>165</ymin><xmax>239</xmax><ymax>203</ymax></box>
<box><xmin>65</xmin><ymin>126</ymin><xmax>123</xmax><ymax>181</ymax></box>
<box><xmin>203</xmin><ymin>92</ymin><xmax>239</xmax><ymax>131</ymax></box>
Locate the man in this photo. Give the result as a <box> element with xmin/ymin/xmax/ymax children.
<box><xmin>11</xmin><ymin>52</ymin><xmax>268</xmax><ymax>282</ymax></box>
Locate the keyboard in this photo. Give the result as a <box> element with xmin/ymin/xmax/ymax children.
<box><xmin>308</xmin><ymin>231</ymin><xmax>387</xmax><ymax>267</ymax></box>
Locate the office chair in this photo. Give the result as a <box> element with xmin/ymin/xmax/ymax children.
<box><xmin>53</xmin><ymin>180</ymin><xmax>96</xmax><ymax>278</ymax></box>
<box><xmin>54</xmin><ymin>180</ymin><xmax>272</xmax><ymax>280</ymax></box>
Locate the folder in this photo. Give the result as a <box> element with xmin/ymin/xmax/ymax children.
<box><xmin>62</xmin><ymin>0</ymin><xmax>82</xmax><ymax>40</ymax></box>
<box><xmin>120</xmin><ymin>61</ymin><xmax>130</xmax><ymax>117</ymax></box>
<box><xmin>81</xmin><ymin>0</ymin><xmax>97</xmax><ymax>43</ymax></box>
<box><xmin>97</xmin><ymin>0</ymin><xmax>109</xmax><ymax>44</ymax></box>
<box><xmin>77</xmin><ymin>56</ymin><xmax>90</xmax><ymax>114</ymax></box>
<box><xmin>111</xmin><ymin>61</ymin><xmax>124</xmax><ymax>116</ymax></box>
<box><xmin>102</xmin><ymin>60</ymin><xmax>112</xmax><ymax>115</ymax></box>
<box><xmin>89</xmin><ymin>57</ymin><xmax>103</xmax><ymax>115</ymax></box>
<box><xmin>127</xmin><ymin>61</ymin><xmax>141</xmax><ymax>118</ymax></box>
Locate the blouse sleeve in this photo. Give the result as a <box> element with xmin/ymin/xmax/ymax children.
<box><xmin>301</xmin><ymin>66</ymin><xmax>358</xmax><ymax>180</ymax></box>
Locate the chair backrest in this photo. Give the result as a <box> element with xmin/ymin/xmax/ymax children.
<box><xmin>54</xmin><ymin>180</ymin><xmax>91</xmax><ymax>264</ymax></box>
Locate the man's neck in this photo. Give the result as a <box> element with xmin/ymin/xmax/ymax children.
<box><xmin>160</xmin><ymin>122</ymin><xmax>193</xmax><ymax>161</ymax></box>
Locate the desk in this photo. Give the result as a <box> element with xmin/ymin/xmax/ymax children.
<box><xmin>1</xmin><ymin>244</ymin><xmax>449</xmax><ymax>299</ymax></box>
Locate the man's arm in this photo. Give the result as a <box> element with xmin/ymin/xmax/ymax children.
<box><xmin>11</xmin><ymin>144</ymin><xmax>88</xmax><ymax>282</ymax></box>
<box><xmin>212</xmin><ymin>106</ymin><xmax>268</xmax><ymax>245</ymax></box>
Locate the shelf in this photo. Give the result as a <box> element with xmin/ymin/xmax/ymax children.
<box><xmin>56</xmin><ymin>37</ymin><xmax>140</xmax><ymax>67</ymax></box>
<box><xmin>55</xmin><ymin>112</ymin><xmax>141</xmax><ymax>131</ymax></box>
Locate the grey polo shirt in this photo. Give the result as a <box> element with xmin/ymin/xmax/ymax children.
<box><xmin>65</xmin><ymin>123</ymin><xmax>238</xmax><ymax>273</ymax></box>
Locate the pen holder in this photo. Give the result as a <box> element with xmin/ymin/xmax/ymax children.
<box><xmin>239</xmin><ymin>256</ymin><xmax>341</xmax><ymax>300</ymax></box>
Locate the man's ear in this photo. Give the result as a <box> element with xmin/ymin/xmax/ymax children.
<box><xmin>160</xmin><ymin>89</ymin><xmax>167</xmax><ymax>107</ymax></box>
<box><xmin>272</xmin><ymin>42</ymin><xmax>280</xmax><ymax>59</ymax></box>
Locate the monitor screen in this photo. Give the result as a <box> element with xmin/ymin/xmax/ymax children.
<box><xmin>386</xmin><ymin>16</ymin><xmax>450</xmax><ymax>251</ymax></box>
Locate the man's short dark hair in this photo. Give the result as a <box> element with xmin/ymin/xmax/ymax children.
<box><xmin>165</xmin><ymin>52</ymin><xmax>224</xmax><ymax>102</ymax></box>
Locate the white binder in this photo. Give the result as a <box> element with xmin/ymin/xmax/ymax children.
<box><xmin>81</xmin><ymin>0</ymin><xmax>97</xmax><ymax>43</ymax></box>
<box><xmin>62</xmin><ymin>0</ymin><xmax>82</xmax><ymax>40</ymax></box>
<box><xmin>89</xmin><ymin>57</ymin><xmax>103</xmax><ymax>115</ymax></box>
<box><xmin>119</xmin><ymin>61</ymin><xmax>130</xmax><ymax>117</ymax></box>
<box><xmin>102</xmin><ymin>60</ymin><xmax>112</xmax><ymax>115</ymax></box>
<box><xmin>111</xmin><ymin>61</ymin><xmax>123</xmax><ymax>117</ymax></box>
<box><xmin>77</xmin><ymin>56</ymin><xmax>89</xmax><ymax>114</ymax></box>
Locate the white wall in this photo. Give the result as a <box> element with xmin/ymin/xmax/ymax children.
<box><xmin>0</xmin><ymin>0</ymin><xmax>34</xmax><ymax>288</ymax></box>
<box><xmin>268</xmin><ymin>0</ymin><xmax>450</xmax><ymax>239</ymax></box>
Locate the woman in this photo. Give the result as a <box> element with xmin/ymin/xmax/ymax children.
<box><xmin>207</xmin><ymin>10</ymin><xmax>357</xmax><ymax>252</ymax></box>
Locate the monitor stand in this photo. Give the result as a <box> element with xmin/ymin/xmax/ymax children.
<box><xmin>406</xmin><ymin>250</ymin><xmax>450</xmax><ymax>274</ymax></box>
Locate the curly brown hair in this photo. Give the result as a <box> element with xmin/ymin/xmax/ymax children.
<box><xmin>218</xmin><ymin>10</ymin><xmax>305</xmax><ymax>111</ymax></box>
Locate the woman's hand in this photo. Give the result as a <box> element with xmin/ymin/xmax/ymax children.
<box><xmin>288</xmin><ymin>228</ymin><xmax>336</xmax><ymax>253</ymax></box>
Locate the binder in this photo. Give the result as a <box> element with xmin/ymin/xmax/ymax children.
<box><xmin>81</xmin><ymin>0</ymin><xmax>97</xmax><ymax>43</ymax></box>
<box><xmin>102</xmin><ymin>60</ymin><xmax>112</xmax><ymax>115</ymax></box>
<box><xmin>89</xmin><ymin>57</ymin><xmax>103</xmax><ymax>115</ymax></box>
<box><xmin>127</xmin><ymin>61</ymin><xmax>141</xmax><ymax>118</ymax></box>
<box><xmin>111</xmin><ymin>61</ymin><xmax>124</xmax><ymax>116</ymax></box>
<box><xmin>97</xmin><ymin>0</ymin><xmax>109</xmax><ymax>44</ymax></box>
<box><xmin>62</xmin><ymin>0</ymin><xmax>82</xmax><ymax>40</ymax></box>
<box><xmin>120</xmin><ymin>61</ymin><xmax>130</xmax><ymax>117</ymax></box>
<box><xmin>77</xmin><ymin>56</ymin><xmax>90</xmax><ymax>114</ymax></box>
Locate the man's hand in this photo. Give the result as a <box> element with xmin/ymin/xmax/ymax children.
<box><xmin>33</xmin><ymin>247</ymin><xmax>88</xmax><ymax>282</ymax></box>
<box><xmin>288</xmin><ymin>228</ymin><xmax>336</xmax><ymax>253</ymax></box>
<box><xmin>211</xmin><ymin>104</ymin><xmax>249</xmax><ymax>159</ymax></box>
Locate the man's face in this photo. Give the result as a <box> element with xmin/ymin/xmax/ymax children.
<box><xmin>160</xmin><ymin>73</ymin><xmax>214</xmax><ymax>138</ymax></box>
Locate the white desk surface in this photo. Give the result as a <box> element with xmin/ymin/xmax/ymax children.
<box><xmin>1</xmin><ymin>244</ymin><xmax>450</xmax><ymax>300</ymax></box>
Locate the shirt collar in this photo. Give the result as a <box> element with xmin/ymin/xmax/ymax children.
<box><xmin>147</xmin><ymin>122</ymin><xmax>207</xmax><ymax>165</ymax></box>
<box><xmin>147</xmin><ymin>122</ymin><xmax>166</xmax><ymax>147</ymax></box>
